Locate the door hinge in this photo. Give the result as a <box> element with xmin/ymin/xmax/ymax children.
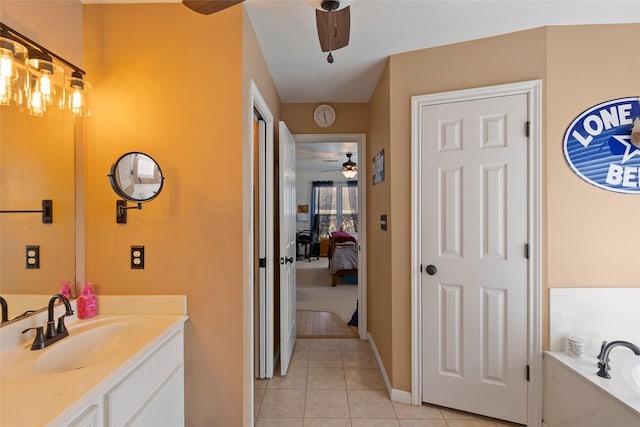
<box><xmin>526</xmin><ymin>364</ymin><xmax>530</xmax><ymax>381</ymax></box>
<box><xmin>525</xmin><ymin>243</ymin><xmax>529</xmax><ymax>260</ymax></box>
<box><xmin>259</xmin><ymin>257</ymin><xmax>267</xmax><ymax>268</ymax></box>
<box><xmin>525</xmin><ymin>121</ymin><xmax>530</xmax><ymax>138</ymax></box>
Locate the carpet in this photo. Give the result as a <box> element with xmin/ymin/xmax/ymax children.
<box><xmin>296</xmin><ymin>258</ymin><xmax>358</xmax><ymax>324</ymax></box>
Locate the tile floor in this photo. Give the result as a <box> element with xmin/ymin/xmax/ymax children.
<box><xmin>254</xmin><ymin>338</ymin><xmax>524</xmax><ymax>427</ymax></box>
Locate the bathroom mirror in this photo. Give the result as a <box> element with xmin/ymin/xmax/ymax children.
<box><xmin>0</xmin><ymin>105</ymin><xmax>77</xmax><ymax>324</ymax></box>
<box><xmin>108</xmin><ymin>152</ymin><xmax>164</xmax><ymax>202</ymax></box>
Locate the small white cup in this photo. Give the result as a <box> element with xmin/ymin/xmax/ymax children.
<box><xmin>568</xmin><ymin>336</ymin><xmax>585</xmax><ymax>358</ymax></box>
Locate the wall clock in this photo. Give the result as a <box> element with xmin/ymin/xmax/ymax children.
<box><xmin>313</xmin><ymin>104</ymin><xmax>336</xmax><ymax>128</ymax></box>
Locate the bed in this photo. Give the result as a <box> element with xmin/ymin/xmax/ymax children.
<box><xmin>328</xmin><ymin>231</ymin><xmax>358</xmax><ymax>287</ymax></box>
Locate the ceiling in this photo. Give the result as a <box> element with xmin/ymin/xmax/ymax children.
<box><xmin>92</xmin><ymin>1</ymin><xmax>639</xmax><ymax>103</ymax></box>
<box><xmin>296</xmin><ymin>142</ymin><xmax>358</xmax><ymax>173</ymax></box>
<box><xmin>244</xmin><ymin>0</ymin><xmax>639</xmax><ymax>103</ymax></box>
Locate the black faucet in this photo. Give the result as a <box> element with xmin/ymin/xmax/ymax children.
<box><xmin>596</xmin><ymin>340</ymin><xmax>640</xmax><ymax>379</ymax></box>
<box><xmin>21</xmin><ymin>294</ymin><xmax>74</xmax><ymax>351</ymax></box>
<box><xmin>0</xmin><ymin>296</ymin><xmax>8</xmax><ymax>323</ymax></box>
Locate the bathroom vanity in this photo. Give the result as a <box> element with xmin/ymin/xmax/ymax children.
<box><xmin>0</xmin><ymin>296</ymin><xmax>188</xmax><ymax>427</ymax></box>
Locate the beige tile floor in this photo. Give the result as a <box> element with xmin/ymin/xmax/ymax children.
<box><xmin>255</xmin><ymin>338</ymin><xmax>524</xmax><ymax>427</ymax></box>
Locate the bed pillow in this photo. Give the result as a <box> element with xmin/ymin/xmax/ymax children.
<box><xmin>332</xmin><ymin>231</ymin><xmax>356</xmax><ymax>243</ymax></box>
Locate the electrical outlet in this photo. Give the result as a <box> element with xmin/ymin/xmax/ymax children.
<box><xmin>26</xmin><ymin>245</ymin><xmax>40</xmax><ymax>269</ymax></box>
<box><xmin>131</xmin><ymin>246</ymin><xmax>145</xmax><ymax>269</ymax></box>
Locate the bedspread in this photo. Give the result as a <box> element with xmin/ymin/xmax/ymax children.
<box><xmin>330</xmin><ymin>243</ymin><xmax>358</xmax><ymax>274</ymax></box>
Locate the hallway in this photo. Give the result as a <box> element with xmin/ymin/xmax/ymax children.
<box><xmin>254</xmin><ymin>338</ymin><xmax>522</xmax><ymax>426</ymax></box>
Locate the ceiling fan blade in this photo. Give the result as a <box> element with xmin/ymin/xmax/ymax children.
<box><xmin>183</xmin><ymin>0</ymin><xmax>244</xmax><ymax>15</ymax></box>
<box><xmin>315</xmin><ymin>6</ymin><xmax>350</xmax><ymax>52</ymax></box>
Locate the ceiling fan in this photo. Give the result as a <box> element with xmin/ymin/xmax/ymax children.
<box><xmin>316</xmin><ymin>1</ymin><xmax>350</xmax><ymax>63</ymax></box>
<box><xmin>321</xmin><ymin>153</ymin><xmax>358</xmax><ymax>179</ymax></box>
<box><xmin>183</xmin><ymin>1</ymin><xmax>350</xmax><ymax>63</ymax></box>
<box><xmin>182</xmin><ymin>0</ymin><xmax>244</xmax><ymax>16</ymax></box>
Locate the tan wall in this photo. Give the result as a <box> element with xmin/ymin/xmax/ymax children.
<box><xmin>366</xmin><ymin>61</ymin><xmax>394</xmax><ymax>381</ymax></box>
<box><xmin>83</xmin><ymin>4</ymin><xmax>245</xmax><ymax>425</ymax></box>
<box><xmin>370</xmin><ymin>24</ymin><xmax>640</xmax><ymax>393</ymax></box>
<box><xmin>545</xmin><ymin>24</ymin><xmax>640</xmax><ymax>286</ymax></box>
<box><xmin>280</xmin><ymin>103</ymin><xmax>368</xmax><ymax>134</ymax></box>
<box><xmin>385</xmin><ymin>27</ymin><xmax>547</xmax><ymax>392</ymax></box>
<box><xmin>543</xmin><ymin>24</ymin><xmax>640</xmax><ymax>351</ymax></box>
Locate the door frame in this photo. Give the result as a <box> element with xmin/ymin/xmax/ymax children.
<box><xmin>294</xmin><ymin>133</ymin><xmax>368</xmax><ymax>339</ymax></box>
<box><xmin>246</xmin><ymin>80</ymin><xmax>274</xmax><ymax>422</ymax></box>
<box><xmin>410</xmin><ymin>81</ymin><xmax>542</xmax><ymax>426</ymax></box>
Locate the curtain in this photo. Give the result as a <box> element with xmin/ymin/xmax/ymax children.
<box><xmin>310</xmin><ymin>181</ymin><xmax>333</xmax><ymax>241</ymax></box>
<box><xmin>346</xmin><ymin>180</ymin><xmax>358</xmax><ymax>232</ymax></box>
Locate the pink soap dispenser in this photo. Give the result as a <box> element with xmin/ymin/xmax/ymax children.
<box><xmin>78</xmin><ymin>281</ymin><xmax>98</xmax><ymax>319</ymax></box>
<box><xmin>60</xmin><ymin>281</ymin><xmax>72</xmax><ymax>299</ymax></box>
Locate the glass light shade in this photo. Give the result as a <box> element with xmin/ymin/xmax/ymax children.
<box><xmin>342</xmin><ymin>169</ymin><xmax>357</xmax><ymax>179</ymax></box>
<box><xmin>0</xmin><ymin>37</ymin><xmax>28</xmax><ymax>106</ymax></box>
<box><xmin>66</xmin><ymin>73</ymin><xmax>91</xmax><ymax>117</ymax></box>
<box><xmin>26</xmin><ymin>56</ymin><xmax>64</xmax><ymax>115</ymax></box>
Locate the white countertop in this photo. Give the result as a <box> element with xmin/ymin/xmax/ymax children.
<box><xmin>0</xmin><ymin>295</ymin><xmax>188</xmax><ymax>426</ymax></box>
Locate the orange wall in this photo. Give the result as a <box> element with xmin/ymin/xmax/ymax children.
<box><xmin>83</xmin><ymin>4</ymin><xmax>245</xmax><ymax>425</ymax></box>
<box><xmin>0</xmin><ymin>0</ymin><xmax>82</xmax><ymax>66</ymax></box>
<box><xmin>0</xmin><ymin>1</ymin><xmax>80</xmax><ymax>299</ymax></box>
<box><xmin>0</xmin><ymin>108</ymin><xmax>75</xmax><ymax>295</ymax></box>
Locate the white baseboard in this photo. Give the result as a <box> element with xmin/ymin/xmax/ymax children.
<box><xmin>390</xmin><ymin>389</ymin><xmax>412</xmax><ymax>405</ymax></box>
<box><xmin>367</xmin><ymin>332</ymin><xmax>413</xmax><ymax>405</ymax></box>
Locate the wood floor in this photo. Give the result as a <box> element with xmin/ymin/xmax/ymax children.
<box><xmin>296</xmin><ymin>310</ymin><xmax>357</xmax><ymax>338</ymax></box>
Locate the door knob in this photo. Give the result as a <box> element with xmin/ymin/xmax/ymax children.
<box><xmin>425</xmin><ymin>264</ymin><xmax>437</xmax><ymax>276</ymax></box>
<box><xmin>281</xmin><ymin>257</ymin><xmax>293</xmax><ymax>264</ymax></box>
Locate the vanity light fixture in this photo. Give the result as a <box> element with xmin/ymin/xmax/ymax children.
<box><xmin>0</xmin><ymin>33</ymin><xmax>27</xmax><ymax>106</ymax></box>
<box><xmin>0</xmin><ymin>22</ymin><xmax>91</xmax><ymax>117</ymax></box>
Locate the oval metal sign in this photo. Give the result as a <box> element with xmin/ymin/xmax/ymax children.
<box><xmin>563</xmin><ymin>97</ymin><xmax>640</xmax><ymax>194</ymax></box>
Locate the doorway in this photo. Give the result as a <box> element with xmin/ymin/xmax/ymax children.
<box><xmin>411</xmin><ymin>81</ymin><xmax>542</xmax><ymax>425</ymax></box>
<box><xmin>294</xmin><ymin>134</ymin><xmax>367</xmax><ymax>340</ymax></box>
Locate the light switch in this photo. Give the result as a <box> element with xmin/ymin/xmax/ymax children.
<box><xmin>380</xmin><ymin>214</ymin><xmax>388</xmax><ymax>231</ymax></box>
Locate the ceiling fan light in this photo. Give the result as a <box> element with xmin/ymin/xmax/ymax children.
<box><xmin>342</xmin><ymin>169</ymin><xmax>357</xmax><ymax>179</ymax></box>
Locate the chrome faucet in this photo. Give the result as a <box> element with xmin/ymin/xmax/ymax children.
<box><xmin>596</xmin><ymin>340</ymin><xmax>640</xmax><ymax>379</ymax></box>
<box><xmin>0</xmin><ymin>296</ymin><xmax>8</xmax><ymax>323</ymax></box>
<box><xmin>21</xmin><ymin>294</ymin><xmax>74</xmax><ymax>351</ymax></box>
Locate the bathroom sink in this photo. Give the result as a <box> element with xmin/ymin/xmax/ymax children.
<box><xmin>1</xmin><ymin>315</ymin><xmax>153</xmax><ymax>379</ymax></box>
<box><xmin>35</xmin><ymin>320</ymin><xmax>132</xmax><ymax>373</ymax></box>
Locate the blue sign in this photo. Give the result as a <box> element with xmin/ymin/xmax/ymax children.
<box><xmin>563</xmin><ymin>97</ymin><xmax>640</xmax><ymax>194</ymax></box>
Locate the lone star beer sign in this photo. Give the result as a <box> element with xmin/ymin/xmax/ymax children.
<box><xmin>563</xmin><ymin>97</ymin><xmax>640</xmax><ymax>194</ymax></box>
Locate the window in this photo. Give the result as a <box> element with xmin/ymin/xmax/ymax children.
<box><xmin>311</xmin><ymin>181</ymin><xmax>358</xmax><ymax>238</ymax></box>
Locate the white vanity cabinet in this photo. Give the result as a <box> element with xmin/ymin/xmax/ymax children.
<box><xmin>56</xmin><ymin>328</ymin><xmax>185</xmax><ymax>427</ymax></box>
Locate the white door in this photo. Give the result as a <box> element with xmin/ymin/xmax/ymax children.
<box><xmin>279</xmin><ymin>121</ymin><xmax>297</xmax><ymax>375</ymax></box>
<box><xmin>421</xmin><ymin>94</ymin><xmax>529</xmax><ymax>423</ymax></box>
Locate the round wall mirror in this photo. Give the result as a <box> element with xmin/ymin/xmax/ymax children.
<box><xmin>108</xmin><ymin>152</ymin><xmax>164</xmax><ymax>202</ymax></box>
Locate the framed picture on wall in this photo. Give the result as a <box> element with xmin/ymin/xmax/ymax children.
<box><xmin>372</xmin><ymin>149</ymin><xmax>384</xmax><ymax>185</ymax></box>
